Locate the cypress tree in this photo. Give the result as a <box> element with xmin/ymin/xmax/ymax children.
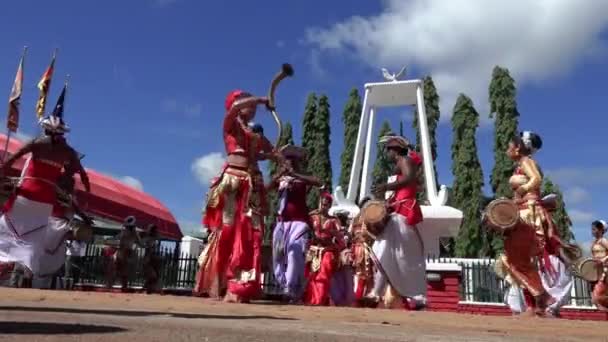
<box><xmin>303</xmin><ymin>94</ymin><xmax>333</xmax><ymax>208</ymax></box>
<box><xmin>301</xmin><ymin>93</ymin><xmax>318</xmax><ymax>159</ymax></box>
<box><xmin>266</xmin><ymin>123</ymin><xmax>295</xmax><ymax>240</ymax></box>
<box><xmin>371</xmin><ymin>120</ymin><xmax>394</xmax><ymax>189</ymax></box>
<box><xmin>412</xmin><ymin>76</ymin><xmax>440</xmax><ymax>203</ymax></box>
<box><xmin>338</xmin><ymin>88</ymin><xmax>362</xmax><ymax>193</ymax></box>
<box><xmin>542</xmin><ymin>177</ymin><xmax>574</xmax><ymax>242</ymax></box>
<box><xmin>488</xmin><ymin>66</ymin><xmax>520</xmax><ymax>252</ymax></box>
<box><xmin>451</xmin><ymin>94</ymin><xmax>485</xmax><ymax>258</ymax></box>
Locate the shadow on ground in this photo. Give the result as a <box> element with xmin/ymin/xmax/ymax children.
<box><xmin>0</xmin><ymin>306</ymin><xmax>296</xmax><ymax>321</ymax></box>
<box><xmin>0</xmin><ymin>322</ymin><xmax>127</xmax><ymax>335</ymax></box>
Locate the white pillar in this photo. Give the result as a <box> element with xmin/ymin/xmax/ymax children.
<box><xmin>415</xmin><ymin>82</ymin><xmax>439</xmax><ymax>205</ymax></box>
<box><xmin>347</xmin><ymin>87</ymin><xmax>371</xmax><ymax>202</ymax></box>
<box><xmin>359</xmin><ymin>106</ymin><xmax>376</xmax><ymax>202</ymax></box>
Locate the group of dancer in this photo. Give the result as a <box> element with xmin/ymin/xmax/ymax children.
<box><xmin>193</xmin><ymin>87</ymin><xmax>428</xmax><ymax>308</ymax></box>
<box><xmin>0</xmin><ymin>68</ymin><xmax>606</xmax><ymax>318</ymax></box>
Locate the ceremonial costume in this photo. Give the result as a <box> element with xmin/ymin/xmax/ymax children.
<box><xmin>368</xmin><ymin>137</ymin><xmax>426</xmax><ymax>307</ymax></box>
<box><xmin>0</xmin><ymin>112</ymin><xmax>87</xmax><ymax>278</ymax></box>
<box><xmin>195</xmin><ymin>90</ymin><xmax>272</xmax><ymax>301</ymax></box>
<box><xmin>303</xmin><ymin>194</ymin><xmax>346</xmax><ymax>306</ymax></box>
<box><xmin>500</xmin><ymin>132</ymin><xmax>555</xmax><ymax>314</ymax></box>
<box><xmin>350</xmin><ymin>213</ymin><xmax>375</xmax><ymax>301</ymax></box>
<box><xmin>272</xmin><ymin>175</ymin><xmax>311</xmax><ymax>299</ymax></box>
<box><xmin>590</xmin><ymin>228</ymin><xmax>608</xmax><ymax>309</ymax></box>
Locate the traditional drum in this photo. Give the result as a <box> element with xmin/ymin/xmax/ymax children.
<box><xmin>70</xmin><ymin>220</ymin><xmax>93</xmax><ymax>242</ymax></box>
<box><xmin>574</xmin><ymin>258</ymin><xmax>603</xmax><ymax>282</ymax></box>
<box><xmin>360</xmin><ymin>200</ymin><xmax>388</xmax><ymax>237</ymax></box>
<box><xmin>484</xmin><ymin>198</ymin><xmax>519</xmax><ymax>232</ymax></box>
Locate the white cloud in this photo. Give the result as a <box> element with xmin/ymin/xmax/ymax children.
<box><xmin>119</xmin><ymin>176</ymin><xmax>144</xmax><ymax>191</ymax></box>
<box><xmin>305</xmin><ymin>0</ymin><xmax>608</xmax><ymax>119</ymax></box>
<box><xmin>564</xmin><ymin>186</ymin><xmax>591</xmax><ymax>205</ymax></box>
<box><xmin>547</xmin><ymin>167</ymin><xmax>608</xmax><ymax>187</ymax></box>
<box><xmin>569</xmin><ymin>209</ymin><xmax>595</xmax><ymax>225</ymax></box>
<box><xmin>191</xmin><ymin>152</ymin><xmax>225</xmax><ymax>186</ymax></box>
<box><xmin>14</xmin><ymin>131</ymin><xmax>33</xmax><ymax>142</ymax></box>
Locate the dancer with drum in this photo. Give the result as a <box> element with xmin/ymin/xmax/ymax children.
<box><xmin>41</xmin><ymin>165</ymin><xmax>93</xmax><ymax>288</ymax></box>
<box><xmin>590</xmin><ymin>220</ymin><xmax>608</xmax><ymax>310</ymax></box>
<box><xmin>269</xmin><ymin>144</ymin><xmax>321</xmax><ymax>302</ymax></box>
<box><xmin>494</xmin><ymin>131</ymin><xmax>563</xmax><ymax>316</ymax></box>
<box><xmin>365</xmin><ymin>135</ymin><xmax>426</xmax><ymax>309</ymax></box>
<box><xmin>0</xmin><ymin>113</ymin><xmax>90</xmax><ymax>279</ymax></box>
<box><xmin>303</xmin><ymin>192</ymin><xmax>347</xmax><ymax>306</ymax></box>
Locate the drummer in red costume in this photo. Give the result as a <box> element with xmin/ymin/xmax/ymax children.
<box><xmin>0</xmin><ymin>113</ymin><xmax>90</xmax><ymax>278</ymax></box>
<box><xmin>367</xmin><ymin>135</ymin><xmax>427</xmax><ymax>309</ymax></box>
<box><xmin>195</xmin><ymin>90</ymin><xmax>279</xmax><ymax>303</ymax></box>
<box><xmin>39</xmin><ymin>164</ymin><xmax>93</xmax><ymax>283</ymax></box>
<box><xmin>303</xmin><ymin>192</ymin><xmax>347</xmax><ymax>306</ymax></box>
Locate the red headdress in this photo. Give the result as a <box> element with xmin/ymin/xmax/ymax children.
<box><xmin>320</xmin><ymin>190</ymin><xmax>333</xmax><ymax>205</ymax></box>
<box><xmin>224</xmin><ymin>90</ymin><xmax>252</xmax><ymax>111</ymax></box>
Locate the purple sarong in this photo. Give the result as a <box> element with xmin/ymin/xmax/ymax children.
<box><xmin>330</xmin><ymin>267</ymin><xmax>354</xmax><ymax>306</ymax></box>
<box><xmin>272</xmin><ymin>221</ymin><xmax>309</xmax><ymax>299</ymax></box>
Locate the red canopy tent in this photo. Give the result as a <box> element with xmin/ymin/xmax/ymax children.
<box><xmin>0</xmin><ymin>134</ymin><xmax>182</xmax><ymax>240</ymax></box>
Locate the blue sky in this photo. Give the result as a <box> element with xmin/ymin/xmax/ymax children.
<box><xmin>1</xmin><ymin>0</ymin><xmax>607</xmax><ymax>245</ymax></box>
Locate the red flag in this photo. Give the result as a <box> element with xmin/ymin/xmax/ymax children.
<box><xmin>35</xmin><ymin>50</ymin><xmax>56</xmax><ymax>119</ymax></box>
<box><xmin>7</xmin><ymin>48</ymin><xmax>26</xmax><ymax>133</ymax></box>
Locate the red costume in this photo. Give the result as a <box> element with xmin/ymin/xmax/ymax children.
<box><xmin>195</xmin><ymin>90</ymin><xmax>272</xmax><ymax>301</ymax></box>
<box><xmin>303</xmin><ymin>193</ymin><xmax>346</xmax><ymax>306</ymax></box>
<box><xmin>350</xmin><ymin>214</ymin><xmax>375</xmax><ymax>301</ymax></box>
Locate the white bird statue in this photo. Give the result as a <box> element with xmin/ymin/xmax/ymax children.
<box><xmin>381</xmin><ymin>66</ymin><xmax>406</xmax><ymax>82</ymax></box>
<box><xmin>328</xmin><ymin>186</ymin><xmax>360</xmax><ymax>218</ymax></box>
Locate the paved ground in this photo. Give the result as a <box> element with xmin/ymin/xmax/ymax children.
<box><xmin>0</xmin><ymin>289</ymin><xmax>607</xmax><ymax>342</ymax></box>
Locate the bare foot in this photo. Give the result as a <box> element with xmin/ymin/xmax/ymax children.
<box><xmin>223</xmin><ymin>292</ymin><xmax>238</xmax><ymax>303</ymax></box>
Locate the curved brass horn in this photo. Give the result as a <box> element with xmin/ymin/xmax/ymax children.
<box><xmin>267</xmin><ymin>63</ymin><xmax>294</xmax><ymax>148</ymax></box>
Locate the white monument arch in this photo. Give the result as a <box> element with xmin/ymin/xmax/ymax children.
<box><xmin>330</xmin><ymin>71</ymin><xmax>463</xmax><ymax>257</ymax></box>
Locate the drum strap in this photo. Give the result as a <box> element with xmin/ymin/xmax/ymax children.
<box><xmin>365</xmin><ymin>243</ymin><xmax>394</xmax><ymax>289</ymax></box>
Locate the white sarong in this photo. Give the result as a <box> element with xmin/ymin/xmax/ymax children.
<box><xmin>372</xmin><ymin>213</ymin><xmax>426</xmax><ymax>298</ymax></box>
<box><xmin>0</xmin><ymin>196</ymin><xmax>68</xmax><ymax>277</ymax></box>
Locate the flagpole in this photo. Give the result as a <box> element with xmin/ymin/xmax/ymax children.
<box><xmin>3</xmin><ymin>46</ymin><xmax>28</xmax><ymax>165</ymax></box>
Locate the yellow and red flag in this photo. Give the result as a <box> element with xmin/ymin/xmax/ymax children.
<box><xmin>7</xmin><ymin>47</ymin><xmax>27</xmax><ymax>133</ymax></box>
<box><xmin>35</xmin><ymin>50</ymin><xmax>56</xmax><ymax>119</ymax></box>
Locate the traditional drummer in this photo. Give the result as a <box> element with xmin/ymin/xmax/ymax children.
<box><xmin>497</xmin><ymin>131</ymin><xmax>560</xmax><ymax>316</ymax></box>
<box><xmin>0</xmin><ymin>106</ymin><xmax>90</xmax><ymax>278</ymax></box>
<box><xmin>367</xmin><ymin>134</ymin><xmax>426</xmax><ymax>309</ymax></box>
<box><xmin>39</xmin><ymin>165</ymin><xmax>93</xmax><ymax>282</ymax></box>
<box><xmin>590</xmin><ymin>220</ymin><xmax>608</xmax><ymax>310</ymax></box>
